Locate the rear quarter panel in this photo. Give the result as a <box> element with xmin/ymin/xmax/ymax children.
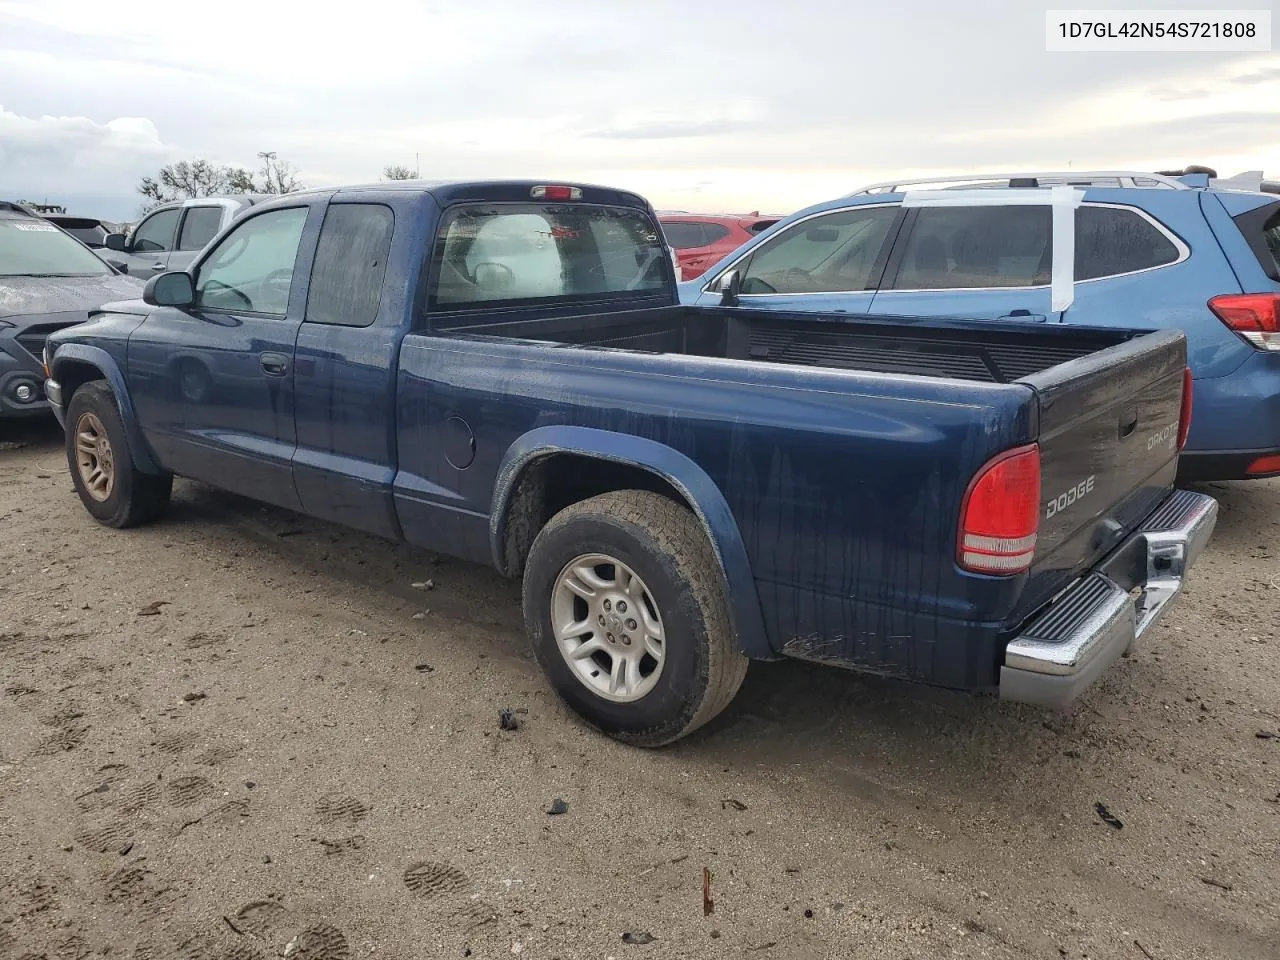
<box><xmin>394</xmin><ymin>336</ymin><xmax>1038</xmax><ymax>687</ymax></box>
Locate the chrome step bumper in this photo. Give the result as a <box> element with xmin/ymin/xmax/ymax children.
<box><xmin>999</xmin><ymin>489</ymin><xmax>1218</xmax><ymax>709</ymax></box>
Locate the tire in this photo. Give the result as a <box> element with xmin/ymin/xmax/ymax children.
<box><xmin>522</xmin><ymin>490</ymin><xmax>749</xmax><ymax>747</ymax></box>
<box><xmin>65</xmin><ymin>381</ymin><xmax>172</xmax><ymax>528</ymax></box>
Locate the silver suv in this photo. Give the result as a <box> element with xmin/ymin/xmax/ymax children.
<box><xmin>103</xmin><ymin>195</ymin><xmax>269</xmax><ymax>277</ymax></box>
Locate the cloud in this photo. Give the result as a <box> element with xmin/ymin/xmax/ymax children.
<box><xmin>1232</xmin><ymin>65</ymin><xmax>1280</xmax><ymax>85</ymax></box>
<box><xmin>0</xmin><ymin>0</ymin><xmax>1276</xmax><ymax>219</ymax></box>
<box><xmin>585</xmin><ymin>119</ymin><xmax>761</xmax><ymax>140</ymax></box>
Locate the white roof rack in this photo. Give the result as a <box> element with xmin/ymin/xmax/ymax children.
<box><xmin>846</xmin><ymin>171</ymin><xmax>1193</xmax><ymax>197</ymax></box>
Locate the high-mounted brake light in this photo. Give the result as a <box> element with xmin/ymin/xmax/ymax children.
<box><xmin>531</xmin><ymin>185</ymin><xmax>582</xmax><ymax>201</ymax></box>
<box><xmin>1207</xmin><ymin>293</ymin><xmax>1280</xmax><ymax>350</ymax></box>
<box><xmin>958</xmin><ymin>444</ymin><xmax>1041</xmax><ymax>575</ymax></box>
<box><xmin>1177</xmin><ymin>366</ymin><xmax>1193</xmax><ymax>452</ymax></box>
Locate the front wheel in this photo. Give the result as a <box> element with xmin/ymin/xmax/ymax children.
<box><xmin>522</xmin><ymin>490</ymin><xmax>748</xmax><ymax>747</ymax></box>
<box><xmin>65</xmin><ymin>381</ymin><xmax>172</xmax><ymax>528</ymax></box>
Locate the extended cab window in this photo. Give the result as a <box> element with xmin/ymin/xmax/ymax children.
<box><xmin>306</xmin><ymin>204</ymin><xmax>394</xmax><ymax>327</ymax></box>
<box><xmin>431</xmin><ymin>204</ymin><xmax>669</xmax><ymax>309</ymax></box>
<box><xmin>194</xmin><ymin>207</ymin><xmax>308</xmax><ymax>315</ymax></box>
<box><xmin>178</xmin><ymin>206</ymin><xmax>224</xmax><ymax>251</ymax></box>
<box><xmin>132</xmin><ymin>208</ymin><xmax>180</xmax><ymax>253</ymax></box>
<box><xmin>892</xmin><ymin>207</ymin><xmax>1051</xmax><ymax>290</ymax></box>
<box><xmin>740</xmin><ymin>207</ymin><xmax>898</xmax><ymax>295</ymax></box>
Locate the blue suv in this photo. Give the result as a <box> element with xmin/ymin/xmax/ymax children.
<box><xmin>681</xmin><ymin>169</ymin><xmax>1280</xmax><ymax>481</ymax></box>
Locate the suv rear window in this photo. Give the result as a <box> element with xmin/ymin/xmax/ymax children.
<box><xmin>431</xmin><ymin>204</ymin><xmax>670</xmax><ymax>309</ymax></box>
<box><xmin>1075</xmin><ymin>206</ymin><xmax>1180</xmax><ymax>280</ymax></box>
<box><xmin>889</xmin><ymin>204</ymin><xmax>1181</xmax><ymax>290</ymax></box>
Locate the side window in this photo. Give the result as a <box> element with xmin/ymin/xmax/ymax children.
<box><xmin>177</xmin><ymin>207</ymin><xmax>225</xmax><ymax>251</ymax></box>
<box><xmin>700</xmin><ymin>223</ymin><xmax>731</xmax><ymax>245</ymax></box>
<box><xmin>741</xmin><ymin>207</ymin><xmax>898</xmax><ymax>295</ymax></box>
<box><xmin>1075</xmin><ymin>206</ymin><xmax>1181</xmax><ymax>280</ymax></box>
<box><xmin>131</xmin><ymin>209</ymin><xmax>180</xmax><ymax>253</ymax></box>
<box><xmin>194</xmin><ymin>207</ymin><xmax>308</xmax><ymax>315</ymax></box>
<box><xmin>891</xmin><ymin>207</ymin><xmax>1051</xmax><ymax>290</ymax></box>
<box><xmin>662</xmin><ymin>222</ymin><xmax>707</xmax><ymax>250</ymax></box>
<box><xmin>305</xmin><ymin>204</ymin><xmax>394</xmax><ymax>327</ymax></box>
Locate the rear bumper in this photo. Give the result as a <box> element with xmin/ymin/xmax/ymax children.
<box><xmin>1177</xmin><ymin>448</ymin><xmax>1280</xmax><ymax>481</ymax></box>
<box><xmin>999</xmin><ymin>489</ymin><xmax>1218</xmax><ymax>709</ymax></box>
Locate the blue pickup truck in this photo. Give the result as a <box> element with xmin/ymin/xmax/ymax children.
<box><xmin>43</xmin><ymin>180</ymin><xmax>1217</xmax><ymax>746</ymax></box>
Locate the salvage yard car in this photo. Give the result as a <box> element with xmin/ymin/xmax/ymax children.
<box><xmin>44</xmin><ymin>179</ymin><xmax>1216</xmax><ymax>745</ymax></box>
<box><xmin>681</xmin><ymin>168</ymin><xmax>1280</xmax><ymax>481</ymax></box>
<box><xmin>102</xmin><ymin>194</ymin><xmax>269</xmax><ymax>278</ymax></box>
<box><xmin>0</xmin><ymin>201</ymin><xmax>141</xmax><ymax>419</ymax></box>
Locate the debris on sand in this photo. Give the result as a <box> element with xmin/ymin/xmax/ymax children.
<box><xmin>499</xmin><ymin>708</ymin><xmax>520</xmax><ymax>731</ymax></box>
<box><xmin>137</xmin><ymin>600</ymin><xmax>170</xmax><ymax>616</ymax></box>
<box><xmin>546</xmin><ymin>798</ymin><xmax>569</xmax><ymax>816</ymax></box>
<box><xmin>1094</xmin><ymin>802</ymin><xmax>1123</xmax><ymax>830</ymax></box>
<box><xmin>621</xmin><ymin>931</ymin><xmax>655</xmax><ymax>945</ymax></box>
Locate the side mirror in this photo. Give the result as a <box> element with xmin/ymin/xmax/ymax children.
<box><xmin>143</xmin><ymin>271</ymin><xmax>195</xmax><ymax>308</ymax></box>
<box><xmin>718</xmin><ymin>269</ymin><xmax>741</xmax><ymax>307</ymax></box>
<box><xmin>107</xmin><ymin>259</ymin><xmax>129</xmax><ymax>276</ymax></box>
<box><xmin>103</xmin><ymin>233</ymin><xmax>128</xmax><ymax>252</ymax></box>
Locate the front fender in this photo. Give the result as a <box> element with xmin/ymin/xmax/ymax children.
<box><xmin>51</xmin><ymin>343</ymin><xmax>163</xmax><ymax>475</ymax></box>
<box><xmin>492</xmin><ymin>425</ymin><xmax>775</xmax><ymax>660</ymax></box>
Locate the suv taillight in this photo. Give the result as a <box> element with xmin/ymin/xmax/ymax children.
<box><xmin>958</xmin><ymin>444</ymin><xmax>1041</xmax><ymax>575</ymax></box>
<box><xmin>1178</xmin><ymin>367</ymin><xmax>1193</xmax><ymax>451</ymax></box>
<box><xmin>1207</xmin><ymin>293</ymin><xmax>1280</xmax><ymax>350</ymax></box>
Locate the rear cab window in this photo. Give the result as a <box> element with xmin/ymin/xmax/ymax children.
<box><xmin>430</xmin><ymin>203</ymin><xmax>670</xmax><ymax>311</ymax></box>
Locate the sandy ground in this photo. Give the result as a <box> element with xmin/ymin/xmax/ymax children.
<box><xmin>1</xmin><ymin>418</ymin><xmax>1278</xmax><ymax>960</ymax></box>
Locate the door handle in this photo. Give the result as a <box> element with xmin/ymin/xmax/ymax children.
<box><xmin>1119</xmin><ymin>412</ymin><xmax>1139</xmax><ymax>439</ymax></box>
<box><xmin>259</xmin><ymin>352</ymin><xmax>289</xmax><ymax>377</ymax></box>
<box><xmin>995</xmin><ymin>310</ymin><xmax>1047</xmax><ymax>323</ymax></box>
<box><xmin>151</xmin><ymin>262</ymin><xmax>166</xmax><ymax>271</ymax></box>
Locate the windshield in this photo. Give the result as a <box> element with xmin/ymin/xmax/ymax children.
<box><xmin>0</xmin><ymin>219</ymin><xmax>112</xmax><ymax>277</ymax></box>
<box><xmin>431</xmin><ymin>203</ymin><xmax>671</xmax><ymax>309</ymax></box>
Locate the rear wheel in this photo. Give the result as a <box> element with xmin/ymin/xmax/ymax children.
<box><xmin>522</xmin><ymin>490</ymin><xmax>748</xmax><ymax>747</ymax></box>
<box><xmin>65</xmin><ymin>381</ymin><xmax>172</xmax><ymax>528</ymax></box>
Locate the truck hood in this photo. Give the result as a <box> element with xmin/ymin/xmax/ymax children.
<box><xmin>0</xmin><ymin>274</ymin><xmax>144</xmax><ymax>321</ymax></box>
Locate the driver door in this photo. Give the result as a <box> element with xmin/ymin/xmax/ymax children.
<box><xmin>127</xmin><ymin>203</ymin><xmax>319</xmax><ymax>509</ymax></box>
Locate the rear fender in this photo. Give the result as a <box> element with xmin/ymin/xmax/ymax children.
<box><xmin>51</xmin><ymin>344</ymin><xmax>162</xmax><ymax>475</ymax></box>
<box><xmin>492</xmin><ymin>425</ymin><xmax>775</xmax><ymax>660</ymax></box>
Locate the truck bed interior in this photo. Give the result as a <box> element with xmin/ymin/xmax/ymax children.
<box><xmin>432</xmin><ymin>305</ymin><xmax>1142</xmax><ymax>384</ymax></box>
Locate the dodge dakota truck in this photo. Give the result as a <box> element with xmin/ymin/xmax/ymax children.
<box><xmin>44</xmin><ymin>180</ymin><xmax>1217</xmax><ymax>746</ymax></box>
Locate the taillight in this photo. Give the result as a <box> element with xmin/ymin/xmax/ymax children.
<box><xmin>958</xmin><ymin>444</ymin><xmax>1041</xmax><ymax>575</ymax></box>
<box><xmin>1207</xmin><ymin>293</ymin><xmax>1280</xmax><ymax>350</ymax></box>
<box><xmin>1177</xmin><ymin>366</ymin><xmax>1193</xmax><ymax>451</ymax></box>
<box><xmin>1247</xmin><ymin>454</ymin><xmax>1280</xmax><ymax>475</ymax></box>
<box><xmin>531</xmin><ymin>185</ymin><xmax>582</xmax><ymax>201</ymax></box>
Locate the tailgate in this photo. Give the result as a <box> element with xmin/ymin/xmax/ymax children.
<box><xmin>1019</xmin><ymin>329</ymin><xmax>1187</xmax><ymax>595</ymax></box>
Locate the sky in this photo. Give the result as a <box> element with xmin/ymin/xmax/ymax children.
<box><xmin>1</xmin><ymin>0</ymin><xmax>1278</xmax><ymax>222</ymax></box>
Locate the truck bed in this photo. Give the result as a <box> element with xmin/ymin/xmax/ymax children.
<box><xmin>434</xmin><ymin>305</ymin><xmax>1138</xmax><ymax>384</ymax></box>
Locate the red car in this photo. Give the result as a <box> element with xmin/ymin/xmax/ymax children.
<box><xmin>659</xmin><ymin>212</ymin><xmax>783</xmax><ymax>281</ymax></box>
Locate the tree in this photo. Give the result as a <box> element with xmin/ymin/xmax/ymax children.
<box><xmin>137</xmin><ymin>152</ymin><xmax>303</xmax><ymax>208</ymax></box>
<box><xmin>137</xmin><ymin>159</ymin><xmax>248</xmax><ymax>206</ymax></box>
<box><xmin>382</xmin><ymin>164</ymin><xmax>416</xmax><ymax>181</ymax></box>
<box><xmin>253</xmin><ymin>152</ymin><xmax>303</xmax><ymax>194</ymax></box>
